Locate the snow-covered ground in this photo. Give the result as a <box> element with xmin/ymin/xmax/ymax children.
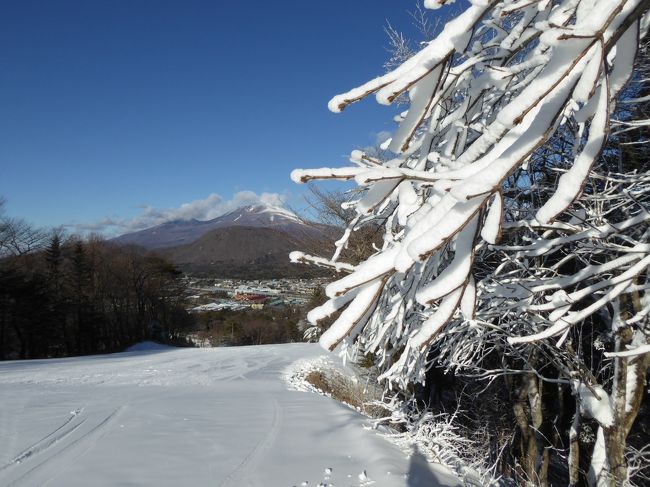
<box><xmin>0</xmin><ymin>343</ymin><xmax>459</xmax><ymax>486</ymax></box>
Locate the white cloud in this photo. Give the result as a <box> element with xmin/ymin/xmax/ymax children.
<box><xmin>358</xmin><ymin>130</ymin><xmax>394</xmax><ymax>157</ymax></box>
<box><xmin>67</xmin><ymin>191</ymin><xmax>288</xmax><ymax>236</ymax></box>
<box><xmin>373</xmin><ymin>130</ymin><xmax>392</xmax><ymax>146</ymax></box>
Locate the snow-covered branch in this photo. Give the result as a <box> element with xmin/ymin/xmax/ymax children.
<box><xmin>294</xmin><ymin>0</ymin><xmax>650</xmax><ymax>381</ymax></box>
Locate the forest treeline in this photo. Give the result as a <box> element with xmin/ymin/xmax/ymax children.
<box><xmin>0</xmin><ymin>202</ymin><xmax>193</xmax><ymax>360</ymax></box>
<box><xmin>192</xmin><ymin>307</ymin><xmax>303</xmax><ymax>347</ymax></box>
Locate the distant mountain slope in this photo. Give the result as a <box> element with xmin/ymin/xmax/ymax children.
<box><xmin>159</xmin><ymin>226</ymin><xmax>328</xmax><ymax>278</ymax></box>
<box><xmin>112</xmin><ymin>204</ymin><xmax>336</xmax><ymax>277</ymax></box>
<box><xmin>112</xmin><ymin>204</ymin><xmax>328</xmax><ymax>250</ymax></box>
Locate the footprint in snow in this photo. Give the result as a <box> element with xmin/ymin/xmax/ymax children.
<box><xmin>358</xmin><ymin>469</ymin><xmax>375</xmax><ymax>485</ymax></box>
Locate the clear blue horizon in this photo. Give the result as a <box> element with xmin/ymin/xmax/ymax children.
<box><xmin>1</xmin><ymin>1</ymin><xmax>448</xmax><ymax>235</ymax></box>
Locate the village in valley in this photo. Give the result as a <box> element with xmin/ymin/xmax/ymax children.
<box><xmin>177</xmin><ymin>277</ymin><xmax>327</xmax><ymax>348</ymax></box>
<box><xmin>185</xmin><ymin>277</ymin><xmax>327</xmax><ymax>312</ymax></box>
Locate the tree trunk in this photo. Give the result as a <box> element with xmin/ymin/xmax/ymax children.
<box><xmin>568</xmin><ymin>411</ymin><xmax>581</xmax><ymax>486</ymax></box>
<box><xmin>513</xmin><ymin>371</ymin><xmax>548</xmax><ymax>485</ymax></box>
<box><xmin>589</xmin><ymin>293</ymin><xmax>650</xmax><ymax>486</ymax></box>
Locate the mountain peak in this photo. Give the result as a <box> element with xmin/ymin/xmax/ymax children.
<box><xmin>240</xmin><ymin>203</ymin><xmax>301</xmax><ymax>222</ymax></box>
<box><xmin>113</xmin><ymin>203</ymin><xmax>309</xmax><ymax>250</ymax></box>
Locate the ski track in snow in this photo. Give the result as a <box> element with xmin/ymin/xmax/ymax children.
<box><xmin>2</xmin><ymin>407</ymin><xmax>123</xmax><ymax>486</ymax></box>
<box><xmin>0</xmin><ymin>343</ymin><xmax>459</xmax><ymax>486</ymax></box>
<box><xmin>217</xmin><ymin>397</ymin><xmax>282</xmax><ymax>487</ymax></box>
<box><xmin>0</xmin><ymin>409</ymin><xmax>86</xmax><ymax>471</ymax></box>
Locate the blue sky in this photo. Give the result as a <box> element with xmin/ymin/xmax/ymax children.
<box><xmin>0</xmin><ymin>1</ymin><xmax>445</xmax><ymax>235</ymax></box>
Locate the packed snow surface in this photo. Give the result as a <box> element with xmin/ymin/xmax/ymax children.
<box><xmin>0</xmin><ymin>343</ymin><xmax>459</xmax><ymax>486</ymax></box>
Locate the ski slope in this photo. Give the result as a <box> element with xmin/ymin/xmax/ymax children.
<box><xmin>0</xmin><ymin>343</ymin><xmax>459</xmax><ymax>486</ymax></box>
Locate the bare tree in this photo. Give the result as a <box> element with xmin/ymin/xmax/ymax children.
<box><xmin>0</xmin><ymin>216</ymin><xmax>47</xmax><ymax>257</ymax></box>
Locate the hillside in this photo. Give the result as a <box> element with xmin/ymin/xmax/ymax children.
<box><xmin>113</xmin><ymin>204</ymin><xmax>335</xmax><ymax>277</ymax></box>
<box><xmin>0</xmin><ymin>343</ymin><xmax>459</xmax><ymax>486</ymax></box>
<box><xmin>160</xmin><ymin>225</ymin><xmax>329</xmax><ymax>278</ymax></box>
<box><xmin>113</xmin><ymin>204</ymin><xmax>330</xmax><ymax>250</ymax></box>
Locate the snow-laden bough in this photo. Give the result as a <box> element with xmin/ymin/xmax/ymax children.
<box><xmin>292</xmin><ymin>0</ymin><xmax>650</xmax><ymax>390</ymax></box>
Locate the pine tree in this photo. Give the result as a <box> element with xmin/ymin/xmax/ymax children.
<box><xmin>44</xmin><ymin>233</ymin><xmax>62</xmax><ymax>282</ymax></box>
<box><xmin>44</xmin><ymin>233</ymin><xmax>69</xmax><ymax>355</ymax></box>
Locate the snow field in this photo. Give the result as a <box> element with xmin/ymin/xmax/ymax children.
<box><xmin>0</xmin><ymin>343</ymin><xmax>459</xmax><ymax>486</ymax></box>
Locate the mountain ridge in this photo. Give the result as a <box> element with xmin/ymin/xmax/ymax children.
<box><xmin>112</xmin><ymin>204</ymin><xmax>336</xmax><ymax>277</ymax></box>
<box><xmin>112</xmin><ymin>204</ymin><xmax>325</xmax><ymax>250</ymax></box>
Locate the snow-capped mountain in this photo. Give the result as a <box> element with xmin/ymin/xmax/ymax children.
<box><xmin>215</xmin><ymin>204</ymin><xmax>305</xmax><ymax>227</ymax></box>
<box><xmin>112</xmin><ymin>204</ymin><xmax>335</xmax><ymax>277</ymax></box>
<box><xmin>112</xmin><ymin>204</ymin><xmax>318</xmax><ymax>250</ymax></box>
